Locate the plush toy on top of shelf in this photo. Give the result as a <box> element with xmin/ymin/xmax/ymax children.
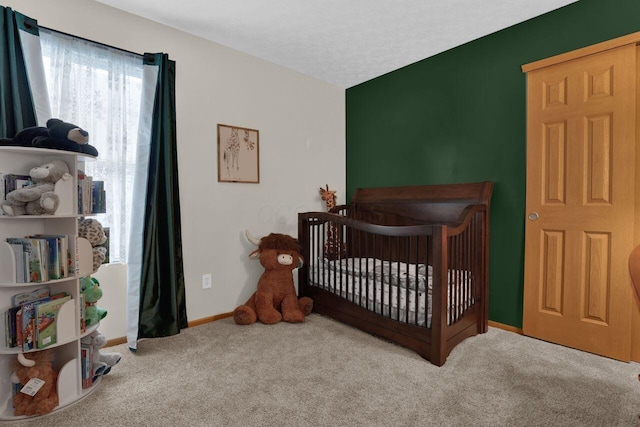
<box><xmin>1</xmin><ymin>160</ymin><xmax>72</xmax><ymax>216</ymax></box>
<box><xmin>0</xmin><ymin>118</ymin><xmax>99</xmax><ymax>156</ymax></box>
<box><xmin>11</xmin><ymin>351</ymin><xmax>59</xmax><ymax>416</ymax></box>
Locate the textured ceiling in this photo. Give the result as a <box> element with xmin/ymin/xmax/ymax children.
<box><xmin>95</xmin><ymin>0</ymin><xmax>578</xmax><ymax>88</ymax></box>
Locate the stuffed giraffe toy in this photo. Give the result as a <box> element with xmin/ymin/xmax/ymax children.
<box><xmin>319</xmin><ymin>185</ymin><xmax>346</xmax><ymax>260</ymax></box>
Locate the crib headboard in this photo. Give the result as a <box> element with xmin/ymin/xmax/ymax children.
<box><xmin>350</xmin><ymin>181</ymin><xmax>493</xmax><ymax>226</ymax></box>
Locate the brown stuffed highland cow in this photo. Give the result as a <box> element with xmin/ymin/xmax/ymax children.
<box><xmin>12</xmin><ymin>350</ymin><xmax>59</xmax><ymax>416</ymax></box>
<box><xmin>234</xmin><ymin>231</ymin><xmax>313</xmax><ymax>325</ymax></box>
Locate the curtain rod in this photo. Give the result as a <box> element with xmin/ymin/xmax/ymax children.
<box><xmin>39</xmin><ymin>25</ymin><xmax>144</xmax><ymax>59</ymax></box>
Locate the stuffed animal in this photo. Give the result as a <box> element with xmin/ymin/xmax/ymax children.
<box><xmin>1</xmin><ymin>160</ymin><xmax>72</xmax><ymax>216</ymax></box>
<box><xmin>234</xmin><ymin>230</ymin><xmax>313</xmax><ymax>325</ymax></box>
<box><xmin>81</xmin><ymin>330</ymin><xmax>121</xmax><ymax>382</ymax></box>
<box><xmin>0</xmin><ymin>118</ymin><xmax>99</xmax><ymax>156</ymax></box>
<box><xmin>78</xmin><ymin>218</ymin><xmax>108</xmax><ymax>273</ymax></box>
<box><xmin>11</xmin><ymin>351</ymin><xmax>59</xmax><ymax>416</ymax></box>
<box><xmin>80</xmin><ymin>276</ymin><xmax>107</xmax><ymax>326</ymax></box>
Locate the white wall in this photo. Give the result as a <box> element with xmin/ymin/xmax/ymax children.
<box><xmin>3</xmin><ymin>0</ymin><xmax>346</xmax><ymax>340</ymax></box>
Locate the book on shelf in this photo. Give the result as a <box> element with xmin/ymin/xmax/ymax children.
<box><xmin>79</xmin><ymin>293</ymin><xmax>86</xmax><ymax>333</ymax></box>
<box><xmin>37</xmin><ymin>236</ymin><xmax>61</xmax><ymax>280</ymax></box>
<box><xmin>77</xmin><ymin>170</ymin><xmax>84</xmax><ymax>215</ymax></box>
<box><xmin>8</xmin><ymin>243</ymin><xmax>27</xmax><ymax>283</ymax></box>
<box><xmin>4</xmin><ymin>305</ymin><xmax>20</xmax><ymax>348</ymax></box>
<box><xmin>77</xmin><ymin>171</ymin><xmax>94</xmax><ymax>215</ymax></box>
<box><xmin>72</xmin><ymin>236</ymin><xmax>80</xmax><ymax>276</ymax></box>
<box><xmin>0</xmin><ymin>172</ymin><xmax>4</xmax><ymax>213</ymax></box>
<box><xmin>3</xmin><ymin>289</ymin><xmax>72</xmax><ymax>349</ymax></box>
<box><xmin>20</xmin><ymin>296</ymin><xmax>50</xmax><ymax>351</ymax></box>
<box><xmin>10</xmin><ymin>288</ymin><xmax>51</xmax><ymax>349</ymax></box>
<box><xmin>83</xmin><ymin>175</ymin><xmax>93</xmax><ymax>215</ymax></box>
<box><xmin>31</xmin><ymin>234</ymin><xmax>71</xmax><ymax>280</ymax></box>
<box><xmin>91</xmin><ymin>180</ymin><xmax>106</xmax><ymax>214</ymax></box>
<box><xmin>35</xmin><ymin>294</ymin><xmax>71</xmax><ymax>349</ymax></box>
<box><xmin>1</xmin><ymin>173</ymin><xmax>34</xmax><ymax>216</ymax></box>
<box><xmin>15</xmin><ymin>309</ymin><xmax>22</xmax><ymax>348</ymax></box>
<box><xmin>37</xmin><ymin>239</ymin><xmax>49</xmax><ymax>282</ymax></box>
<box><xmin>12</xmin><ymin>287</ymin><xmax>50</xmax><ymax>306</ymax></box>
<box><xmin>6</xmin><ymin>236</ymin><xmax>71</xmax><ymax>283</ymax></box>
<box><xmin>38</xmin><ymin>234</ymin><xmax>70</xmax><ymax>279</ymax></box>
<box><xmin>6</xmin><ymin>238</ymin><xmax>46</xmax><ymax>283</ymax></box>
<box><xmin>81</xmin><ymin>343</ymin><xmax>93</xmax><ymax>389</ymax></box>
<box><xmin>4</xmin><ymin>173</ymin><xmax>33</xmax><ymax>193</ymax></box>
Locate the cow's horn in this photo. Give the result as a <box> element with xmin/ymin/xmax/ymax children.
<box><xmin>17</xmin><ymin>353</ymin><xmax>35</xmax><ymax>367</ymax></box>
<box><xmin>245</xmin><ymin>229</ymin><xmax>261</xmax><ymax>246</ymax></box>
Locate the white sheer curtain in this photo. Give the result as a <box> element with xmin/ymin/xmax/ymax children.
<box><xmin>39</xmin><ymin>29</ymin><xmax>143</xmax><ymax>263</ymax></box>
<box><xmin>18</xmin><ymin>21</ymin><xmax>51</xmax><ymax>126</ymax></box>
<box><xmin>126</xmin><ymin>60</ymin><xmax>157</xmax><ymax>351</ymax></box>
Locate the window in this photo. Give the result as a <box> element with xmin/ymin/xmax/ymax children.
<box><xmin>39</xmin><ymin>29</ymin><xmax>144</xmax><ymax>263</ymax></box>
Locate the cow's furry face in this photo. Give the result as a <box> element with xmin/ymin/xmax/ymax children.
<box><xmin>248</xmin><ymin>232</ymin><xmax>304</xmax><ymax>269</ymax></box>
<box><xmin>258</xmin><ymin>248</ymin><xmax>302</xmax><ymax>271</ymax></box>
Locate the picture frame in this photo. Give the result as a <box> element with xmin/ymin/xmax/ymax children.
<box><xmin>217</xmin><ymin>124</ymin><xmax>260</xmax><ymax>183</ymax></box>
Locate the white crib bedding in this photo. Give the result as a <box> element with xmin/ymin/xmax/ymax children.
<box><xmin>309</xmin><ymin>258</ymin><xmax>473</xmax><ymax>327</ymax></box>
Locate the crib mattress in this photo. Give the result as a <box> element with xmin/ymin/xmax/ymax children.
<box><xmin>308</xmin><ymin>258</ymin><xmax>473</xmax><ymax>327</ymax></box>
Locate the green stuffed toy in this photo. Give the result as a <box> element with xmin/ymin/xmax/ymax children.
<box><xmin>80</xmin><ymin>276</ymin><xmax>107</xmax><ymax>326</ymax></box>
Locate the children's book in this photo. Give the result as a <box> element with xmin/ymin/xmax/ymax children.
<box><xmin>8</xmin><ymin>243</ymin><xmax>26</xmax><ymax>283</ymax></box>
<box><xmin>79</xmin><ymin>293</ymin><xmax>86</xmax><ymax>333</ymax></box>
<box><xmin>6</xmin><ymin>238</ymin><xmax>45</xmax><ymax>283</ymax></box>
<box><xmin>83</xmin><ymin>175</ymin><xmax>93</xmax><ymax>214</ymax></box>
<box><xmin>53</xmin><ymin>235</ymin><xmax>69</xmax><ymax>278</ymax></box>
<box><xmin>35</xmin><ymin>295</ymin><xmax>71</xmax><ymax>349</ymax></box>
<box><xmin>4</xmin><ymin>310</ymin><xmax>10</xmax><ymax>347</ymax></box>
<box><xmin>15</xmin><ymin>309</ymin><xmax>22</xmax><ymax>348</ymax></box>
<box><xmin>36</xmin><ymin>238</ymin><xmax>49</xmax><ymax>282</ymax></box>
<box><xmin>4</xmin><ymin>174</ymin><xmax>33</xmax><ymax>195</ymax></box>
<box><xmin>31</xmin><ymin>235</ymin><xmax>62</xmax><ymax>280</ymax></box>
<box><xmin>91</xmin><ymin>180</ymin><xmax>106</xmax><ymax>214</ymax></box>
<box><xmin>5</xmin><ymin>305</ymin><xmax>22</xmax><ymax>348</ymax></box>
<box><xmin>77</xmin><ymin>177</ymin><xmax>83</xmax><ymax>216</ymax></box>
<box><xmin>0</xmin><ymin>172</ymin><xmax>4</xmax><ymax>214</ymax></box>
<box><xmin>59</xmin><ymin>236</ymin><xmax>69</xmax><ymax>278</ymax></box>
<box><xmin>81</xmin><ymin>343</ymin><xmax>93</xmax><ymax>389</ymax></box>
<box><xmin>12</xmin><ymin>287</ymin><xmax>50</xmax><ymax>306</ymax></box>
<box><xmin>20</xmin><ymin>296</ymin><xmax>50</xmax><ymax>351</ymax></box>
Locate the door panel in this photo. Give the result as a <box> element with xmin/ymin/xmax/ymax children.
<box><xmin>523</xmin><ymin>44</ymin><xmax>636</xmax><ymax>361</ymax></box>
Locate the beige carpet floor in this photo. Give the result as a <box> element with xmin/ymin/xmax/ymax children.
<box><xmin>8</xmin><ymin>313</ymin><xmax>640</xmax><ymax>426</ymax></box>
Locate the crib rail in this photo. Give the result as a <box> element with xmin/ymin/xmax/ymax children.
<box><xmin>298</xmin><ymin>204</ymin><xmax>487</xmax><ymax>331</ymax></box>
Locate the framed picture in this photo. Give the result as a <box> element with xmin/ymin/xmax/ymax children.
<box><xmin>217</xmin><ymin>124</ymin><xmax>260</xmax><ymax>183</ymax></box>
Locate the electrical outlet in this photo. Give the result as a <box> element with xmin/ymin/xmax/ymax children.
<box><xmin>202</xmin><ymin>273</ymin><xmax>212</xmax><ymax>289</ymax></box>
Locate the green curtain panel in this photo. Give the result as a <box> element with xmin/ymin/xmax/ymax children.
<box><xmin>0</xmin><ymin>7</ymin><xmax>38</xmax><ymax>136</ymax></box>
<box><xmin>137</xmin><ymin>53</ymin><xmax>188</xmax><ymax>340</ymax></box>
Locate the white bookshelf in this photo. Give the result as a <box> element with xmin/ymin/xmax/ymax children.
<box><xmin>0</xmin><ymin>146</ymin><xmax>99</xmax><ymax>420</ymax></box>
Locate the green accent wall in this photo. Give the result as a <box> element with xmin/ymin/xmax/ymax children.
<box><xmin>345</xmin><ymin>0</ymin><xmax>640</xmax><ymax>328</ymax></box>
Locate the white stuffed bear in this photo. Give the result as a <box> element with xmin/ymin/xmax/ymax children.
<box><xmin>81</xmin><ymin>330</ymin><xmax>121</xmax><ymax>381</ymax></box>
<box><xmin>1</xmin><ymin>160</ymin><xmax>71</xmax><ymax>216</ymax></box>
<box><xmin>78</xmin><ymin>218</ymin><xmax>108</xmax><ymax>273</ymax></box>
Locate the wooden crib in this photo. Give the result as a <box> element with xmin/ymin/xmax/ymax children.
<box><xmin>297</xmin><ymin>181</ymin><xmax>493</xmax><ymax>366</ymax></box>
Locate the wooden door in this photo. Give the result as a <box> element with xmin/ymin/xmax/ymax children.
<box><xmin>523</xmin><ymin>44</ymin><xmax>636</xmax><ymax>361</ymax></box>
